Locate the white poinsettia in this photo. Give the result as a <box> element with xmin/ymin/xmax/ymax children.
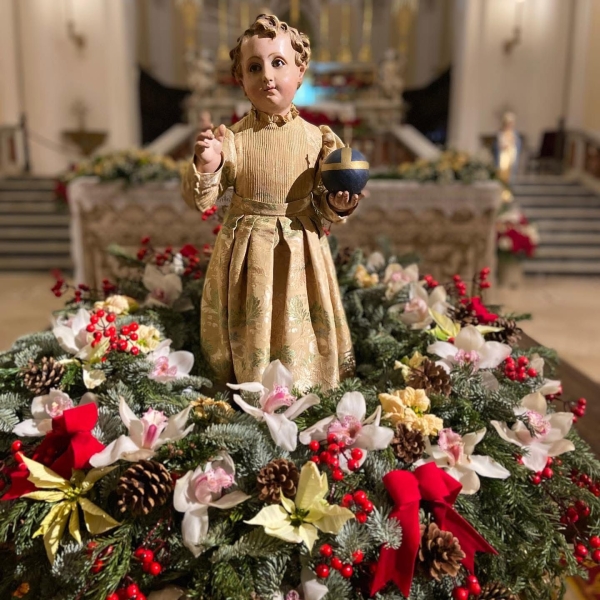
<box><xmin>228</xmin><ymin>360</ymin><xmax>320</xmax><ymax>452</ymax></box>
<box><xmin>299</xmin><ymin>392</ymin><xmax>394</xmax><ymax>471</ymax></box>
<box><xmin>418</xmin><ymin>428</ymin><xmax>510</xmax><ymax>494</ymax></box>
<box><xmin>147</xmin><ymin>340</ymin><xmax>194</xmax><ymax>383</ymax></box>
<box><xmin>13</xmin><ymin>390</ymin><xmax>97</xmax><ymax>437</ymax></box>
<box><xmin>491</xmin><ymin>392</ymin><xmax>574</xmax><ymax>472</ymax></box>
<box><xmin>383</xmin><ymin>263</ymin><xmax>419</xmax><ymax>300</ymax></box>
<box><xmin>89</xmin><ymin>397</ymin><xmax>193</xmax><ymax>467</ymax></box>
<box><xmin>246</xmin><ymin>462</ymin><xmax>354</xmax><ymax>551</ymax></box>
<box><xmin>427</xmin><ymin>325</ymin><xmax>512</xmax><ymax>373</ymax></box>
<box><xmin>174</xmin><ymin>453</ymin><xmax>250</xmax><ymax>557</ymax></box>
<box><xmin>147</xmin><ymin>587</ymin><xmax>186</xmax><ymax>600</ymax></box>
<box><xmin>143</xmin><ymin>264</ymin><xmax>183</xmax><ymax>308</ymax></box>
<box><xmin>391</xmin><ymin>282</ymin><xmax>448</xmax><ymax>330</ymax></box>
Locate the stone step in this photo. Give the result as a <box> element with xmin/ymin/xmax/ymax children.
<box><xmin>539</xmin><ymin>232</ymin><xmax>600</xmax><ymax>245</ymax></box>
<box><xmin>517</xmin><ymin>195</ymin><xmax>600</xmax><ymax>207</ymax></box>
<box><xmin>0</xmin><ymin>177</ymin><xmax>56</xmax><ymax>191</ymax></box>
<box><xmin>513</xmin><ymin>175</ymin><xmax>572</xmax><ymax>185</ymax></box>
<box><xmin>0</xmin><ymin>255</ymin><xmax>73</xmax><ymax>271</ymax></box>
<box><xmin>0</xmin><ymin>213</ymin><xmax>71</xmax><ymax>226</ymax></box>
<box><xmin>0</xmin><ymin>227</ymin><xmax>70</xmax><ymax>240</ymax></box>
<box><xmin>0</xmin><ymin>190</ymin><xmax>56</xmax><ymax>202</ymax></box>
<box><xmin>523</xmin><ymin>207</ymin><xmax>600</xmax><ymax>219</ymax></box>
<box><xmin>514</xmin><ymin>186</ymin><xmax>594</xmax><ymax>197</ymax></box>
<box><xmin>0</xmin><ymin>201</ymin><xmax>63</xmax><ymax>213</ymax></box>
<box><xmin>535</xmin><ymin>246</ymin><xmax>600</xmax><ymax>259</ymax></box>
<box><xmin>535</xmin><ymin>219</ymin><xmax>600</xmax><ymax>232</ymax></box>
<box><xmin>523</xmin><ymin>259</ymin><xmax>600</xmax><ymax>274</ymax></box>
<box><xmin>0</xmin><ymin>240</ymin><xmax>71</xmax><ymax>254</ymax></box>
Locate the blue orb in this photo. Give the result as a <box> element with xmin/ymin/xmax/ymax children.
<box><xmin>321</xmin><ymin>147</ymin><xmax>370</xmax><ymax>197</ymax></box>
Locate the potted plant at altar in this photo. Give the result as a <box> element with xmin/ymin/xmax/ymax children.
<box><xmin>496</xmin><ymin>205</ymin><xmax>539</xmax><ymax>287</ymax></box>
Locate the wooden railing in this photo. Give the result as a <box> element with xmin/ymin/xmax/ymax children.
<box><xmin>566</xmin><ymin>129</ymin><xmax>600</xmax><ymax>186</ymax></box>
<box><xmin>0</xmin><ymin>123</ymin><xmax>26</xmax><ymax>176</ymax></box>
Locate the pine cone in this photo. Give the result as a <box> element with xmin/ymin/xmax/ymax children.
<box><xmin>406</xmin><ymin>358</ymin><xmax>452</xmax><ymax>397</ymax></box>
<box><xmin>418</xmin><ymin>522</ymin><xmax>466</xmax><ymax>580</ymax></box>
<box><xmin>257</xmin><ymin>459</ymin><xmax>299</xmax><ymax>503</ymax></box>
<box><xmin>453</xmin><ymin>303</ymin><xmax>480</xmax><ymax>327</ymax></box>
<box><xmin>391</xmin><ymin>423</ymin><xmax>425</xmax><ymax>464</ymax></box>
<box><xmin>479</xmin><ymin>582</ymin><xmax>518</xmax><ymax>600</ymax></box>
<box><xmin>20</xmin><ymin>357</ymin><xmax>65</xmax><ymax>396</ymax></box>
<box><xmin>116</xmin><ymin>460</ymin><xmax>174</xmax><ymax>516</ymax></box>
<box><xmin>487</xmin><ymin>318</ymin><xmax>522</xmax><ymax>346</ymax></box>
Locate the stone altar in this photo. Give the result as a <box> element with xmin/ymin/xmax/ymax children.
<box><xmin>69</xmin><ymin>177</ymin><xmax>502</xmax><ymax>287</ymax></box>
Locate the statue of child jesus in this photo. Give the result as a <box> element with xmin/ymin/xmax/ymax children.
<box><xmin>182</xmin><ymin>14</ymin><xmax>363</xmax><ymax>391</ymax></box>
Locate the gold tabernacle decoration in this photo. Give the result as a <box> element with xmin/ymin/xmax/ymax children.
<box><xmin>290</xmin><ymin>0</ymin><xmax>300</xmax><ymax>26</ymax></box>
<box><xmin>319</xmin><ymin>1</ymin><xmax>331</xmax><ymax>62</ymax></box>
<box><xmin>321</xmin><ymin>147</ymin><xmax>370</xmax><ymax>171</ymax></box>
<box><xmin>358</xmin><ymin>0</ymin><xmax>373</xmax><ymax>63</ymax></box>
<box><xmin>339</xmin><ymin>3</ymin><xmax>352</xmax><ymax>63</ymax></box>
<box><xmin>176</xmin><ymin>0</ymin><xmax>202</xmax><ymax>53</ymax></box>
<box><xmin>218</xmin><ymin>0</ymin><xmax>229</xmax><ymax>61</ymax></box>
<box><xmin>240</xmin><ymin>1</ymin><xmax>250</xmax><ymax>32</ymax></box>
<box><xmin>394</xmin><ymin>0</ymin><xmax>419</xmax><ymax>57</ymax></box>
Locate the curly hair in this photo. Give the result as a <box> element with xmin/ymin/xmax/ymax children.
<box><xmin>229</xmin><ymin>14</ymin><xmax>311</xmax><ymax>85</ymax></box>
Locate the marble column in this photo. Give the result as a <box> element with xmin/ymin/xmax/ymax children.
<box><xmin>447</xmin><ymin>0</ymin><xmax>486</xmax><ymax>153</ymax></box>
<box><xmin>0</xmin><ymin>0</ymin><xmax>21</xmax><ymax>127</ymax></box>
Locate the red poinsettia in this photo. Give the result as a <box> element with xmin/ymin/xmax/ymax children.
<box><xmin>2</xmin><ymin>403</ymin><xmax>104</xmax><ymax>500</ymax></box>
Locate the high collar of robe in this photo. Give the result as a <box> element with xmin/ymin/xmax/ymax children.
<box><xmin>250</xmin><ymin>104</ymin><xmax>299</xmax><ymax>126</ymax></box>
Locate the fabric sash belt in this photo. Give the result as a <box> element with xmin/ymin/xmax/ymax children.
<box><xmin>229</xmin><ymin>193</ymin><xmax>315</xmax><ymax>218</ymax></box>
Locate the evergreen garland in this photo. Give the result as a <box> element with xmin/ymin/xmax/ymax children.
<box><xmin>0</xmin><ymin>241</ymin><xmax>598</xmax><ymax>600</ymax></box>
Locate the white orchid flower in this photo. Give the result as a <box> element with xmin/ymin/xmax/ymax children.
<box><xmin>383</xmin><ymin>263</ymin><xmax>419</xmax><ymax>300</ymax></box>
<box><xmin>13</xmin><ymin>390</ymin><xmax>97</xmax><ymax>437</ymax></box>
<box><xmin>530</xmin><ymin>354</ymin><xmax>562</xmax><ymax>396</ymax></box>
<box><xmin>427</xmin><ymin>325</ymin><xmax>512</xmax><ymax>373</ymax></box>
<box><xmin>174</xmin><ymin>453</ymin><xmax>250</xmax><ymax>557</ymax></box>
<box><xmin>272</xmin><ymin>570</ymin><xmax>329</xmax><ymax>600</ymax></box>
<box><xmin>392</xmin><ymin>282</ymin><xmax>448</xmax><ymax>330</ymax></box>
<box><xmin>491</xmin><ymin>392</ymin><xmax>575</xmax><ymax>472</ymax></box>
<box><xmin>299</xmin><ymin>392</ymin><xmax>394</xmax><ymax>471</ymax></box>
<box><xmin>143</xmin><ymin>264</ymin><xmax>183</xmax><ymax>308</ymax></box>
<box><xmin>147</xmin><ymin>340</ymin><xmax>194</xmax><ymax>383</ymax></box>
<box><xmin>89</xmin><ymin>397</ymin><xmax>193</xmax><ymax>467</ymax></box>
<box><xmin>53</xmin><ymin>308</ymin><xmax>108</xmax><ymax>361</ymax></box>
<box><xmin>228</xmin><ymin>360</ymin><xmax>320</xmax><ymax>452</ymax></box>
<box><xmin>417</xmin><ymin>428</ymin><xmax>510</xmax><ymax>494</ymax></box>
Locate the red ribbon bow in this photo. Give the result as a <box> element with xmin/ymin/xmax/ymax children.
<box><xmin>2</xmin><ymin>403</ymin><xmax>105</xmax><ymax>501</ymax></box>
<box><xmin>371</xmin><ymin>462</ymin><xmax>497</xmax><ymax>597</ymax></box>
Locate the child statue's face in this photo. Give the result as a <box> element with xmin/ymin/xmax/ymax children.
<box><xmin>240</xmin><ymin>33</ymin><xmax>305</xmax><ymax>115</ymax></box>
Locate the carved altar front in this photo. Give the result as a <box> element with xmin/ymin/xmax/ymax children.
<box><xmin>69</xmin><ymin>178</ymin><xmax>502</xmax><ymax>287</ymax></box>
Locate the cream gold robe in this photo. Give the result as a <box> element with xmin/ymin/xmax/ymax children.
<box><xmin>182</xmin><ymin>106</ymin><xmax>355</xmax><ymax>390</ymax></box>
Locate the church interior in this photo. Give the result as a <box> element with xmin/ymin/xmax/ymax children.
<box><xmin>1</xmin><ymin>1</ymin><xmax>600</xmax><ymax>598</ymax></box>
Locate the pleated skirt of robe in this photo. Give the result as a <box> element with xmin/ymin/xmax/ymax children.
<box><xmin>200</xmin><ymin>194</ymin><xmax>355</xmax><ymax>391</ymax></box>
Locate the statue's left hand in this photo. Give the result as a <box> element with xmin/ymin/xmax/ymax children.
<box><xmin>327</xmin><ymin>191</ymin><xmax>364</xmax><ymax>212</ymax></box>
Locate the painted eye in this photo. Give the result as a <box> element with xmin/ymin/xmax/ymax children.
<box><xmin>272</xmin><ymin>58</ymin><xmax>285</xmax><ymax>68</ymax></box>
<box><xmin>249</xmin><ymin>64</ymin><xmax>261</xmax><ymax>73</ymax></box>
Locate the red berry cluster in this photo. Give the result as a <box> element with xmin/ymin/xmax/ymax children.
<box><xmin>423</xmin><ymin>274</ymin><xmax>440</xmax><ymax>289</ymax></box>
<box><xmin>133</xmin><ymin>547</ymin><xmax>163</xmax><ymax>576</ymax></box>
<box><xmin>341</xmin><ymin>490</ymin><xmax>374</xmax><ymax>524</ymax></box>
<box><xmin>502</xmin><ymin>356</ymin><xmax>537</xmax><ymax>382</ymax></box>
<box><xmin>453</xmin><ymin>575</ymin><xmax>482</xmax><ymax>599</ymax></box>
<box><xmin>86</xmin><ymin>310</ymin><xmax>141</xmax><ymax>358</ymax></box>
<box><xmin>10</xmin><ymin>440</ymin><xmax>29</xmax><ymax>473</ymax></box>
<box><xmin>315</xmin><ymin>543</ymin><xmax>363</xmax><ymax>580</ymax></box>
<box><xmin>561</xmin><ymin>499</ymin><xmax>591</xmax><ymax>525</ymax></box>
<box><xmin>201</xmin><ymin>205</ymin><xmax>218</xmax><ymax>221</ymax></box>
<box><xmin>570</xmin><ymin>397</ymin><xmax>587</xmax><ymax>423</ymax></box>
<box><xmin>544</xmin><ymin>385</ymin><xmax>563</xmax><ymax>401</ymax></box>
<box><xmin>87</xmin><ymin>541</ymin><xmax>115</xmax><ymax>574</ymax></box>
<box><xmin>136</xmin><ymin>237</ymin><xmax>204</xmax><ymax>280</ymax></box>
<box><xmin>529</xmin><ymin>457</ymin><xmax>557</xmax><ymax>485</ymax></box>
<box><xmin>106</xmin><ymin>583</ymin><xmax>147</xmax><ymax>600</ymax></box>
<box><xmin>452</xmin><ymin>274</ymin><xmax>467</xmax><ymax>298</ymax></box>
<box><xmin>572</xmin><ymin>536</ymin><xmax>600</xmax><ymax>564</ymax></box>
<box><xmin>569</xmin><ymin>469</ymin><xmax>600</xmax><ymax>496</ymax></box>
<box><xmin>308</xmin><ymin>434</ymin><xmax>365</xmax><ymax>481</ymax></box>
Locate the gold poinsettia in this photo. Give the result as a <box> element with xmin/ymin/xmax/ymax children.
<box><xmin>379</xmin><ymin>387</ymin><xmax>443</xmax><ymax>437</ymax></box>
<box><xmin>20</xmin><ymin>457</ymin><xmax>120</xmax><ymax>564</ymax></box>
<box><xmin>354</xmin><ymin>265</ymin><xmax>379</xmax><ymax>288</ymax></box>
<box><xmin>245</xmin><ymin>462</ymin><xmax>354</xmax><ymax>551</ymax></box>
